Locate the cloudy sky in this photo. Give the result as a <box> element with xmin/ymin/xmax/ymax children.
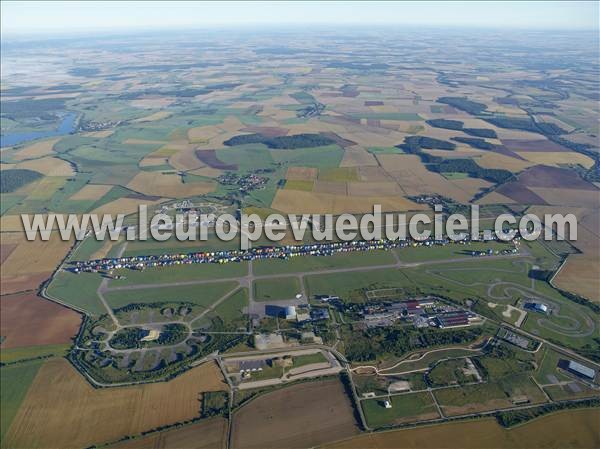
<box><xmin>2</xmin><ymin>1</ymin><xmax>598</xmax><ymax>36</ymax></box>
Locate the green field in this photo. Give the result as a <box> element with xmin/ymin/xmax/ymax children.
<box><xmin>291</xmin><ymin>352</ymin><xmax>328</xmax><ymax>368</ymax></box>
<box><xmin>361</xmin><ymin>392</ymin><xmax>437</xmax><ymax>428</ymax></box>
<box><xmin>103</xmin><ymin>281</ymin><xmax>238</xmax><ymax>309</ymax></box>
<box><xmin>46</xmin><ymin>271</ymin><xmax>105</xmax><ymax>315</ymax></box>
<box><xmin>441</xmin><ymin>172</ymin><xmax>469</xmax><ymax>179</ymax></box>
<box><xmin>0</xmin><ymin>344</ymin><xmax>70</xmax><ymax>364</ymax></box>
<box><xmin>0</xmin><ymin>361</ymin><xmax>43</xmax><ymax>442</ymax></box>
<box><xmin>213</xmin><ymin>288</ymin><xmax>249</xmax><ymax>322</ymax></box>
<box><xmin>395</xmin><ymin>241</ymin><xmax>513</xmax><ymax>263</ymax></box>
<box><xmin>110</xmin><ymin>262</ymin><xmax>248</xmax><ymax>286</ymax></box>
<box><xmin>253</xmin><ymin>277</ymin><xmax>302</xmax><ymax>301</ymax></box>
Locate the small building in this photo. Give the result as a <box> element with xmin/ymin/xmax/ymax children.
<box><xmin>559</xmin><ymin>359</ymin><xmax>596</xmax><ymax>380</ymax></box>
<box><xmin>383</xmin><ymin>400</ymin><xmax>392</xmax><ymax>409</ymax></box>
<box><xmin>285</xmin><ymin>305</ymin><xmax>297</xmax><ymax>320</ymax></box>
<box><xmin>437</xmin><ymin>311</ymin><xmax>470</xmax><ymax>328</ymax></box>
<box><xmin>524</xmin><ymin>302</ymin><xmax>549</xmax><ymax>314</ymax></box>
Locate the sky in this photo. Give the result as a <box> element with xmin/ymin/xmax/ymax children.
<box><xmin>1</xmin><ymin>1</ymin><xmax>598</xmax><ymax>36</ymax></box>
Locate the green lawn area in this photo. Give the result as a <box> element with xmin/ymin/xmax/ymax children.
<box><xmin>317</xmin><ymin>167</ymin><xmax>359</xmax><ymax>182</ymax></box>
<box><xmin>395</xmin><ymin>241</ymin><xmax>513</xmax><ymax>263</ymax></box>
<box><xmin>110</xmin><ymin>262</ymin><xmax>248</xmax><ymax>287</ymax></box>
<box><xmin>533</xmin><ymin>347</ymin><xmax>572</xmax><ymax>384</ymax></box>
<box><xmin>213</xmin><ymin>288</ymin><xmax>249</xmax><ymax>321</ymax></box>
<box><xmin>291</xmin><ymin>352</ymin><xmax>328</xmax><ymax>368</ymax></box>
<box><xmin>253</xmin><ymin>277</ymin><xmax>301</xmax><ymax>301</ymax></box>
<box><xmin>247</xmin><ymin>364</ymin><xmax>284</xmax><ymax>381</ymax></box>
<box><xmin>434</xmin><ymin>381</ymin><xmax>508</xmax><ymax>408</ymax></box>
<box><xmin>1</xmin><ymin>361</ymin><xmax>44</xmax><ymax>442</ymax></box>
<box><xmin>104</xmin><ymin>281</ymin><xmax>238</xmax><ymax>310</ymax></box>
<box><xmin>252</xmin><ymin>250</ymin><xmax>396</xmax><ymax>276</ymax></box>
<box><xmin>283</xmin><ymin>180</ymin><xmax>314</xmax><ymax>191</ymax></box>
<box><xmin>46</xmin><ymin>271</ymin><xmax>105</xmax><ymax>315</ymax></box>
<box><xmin>305</xmin><ymin>268</ymin><xmax>415</xmax><ymax>303</ymax></box>
<box><xmin>361</xmin><ymin>392</ymin><xmax>437</xmax><ymax>428</ymax></box>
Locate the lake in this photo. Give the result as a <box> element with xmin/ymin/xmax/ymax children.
<box><xmin>0</xmin><ymin>112</ymin><xmax>78</xmax><ymax>148</ymax></box>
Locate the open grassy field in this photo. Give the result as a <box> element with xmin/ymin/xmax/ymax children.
<box><xmin>253</xmin><ymin>277</ymin><xmax>302</xmax><ymax>301</ymax></box>
<box><xmin>3</xmin><ymin>359</ymin><xmax>227</xmax><ymax>449</ymax></box>
<box><xmin>0</xmin><ymin>361</ymin><xmax>44</xmax><ymax>444</ymax></box>
<box><xmin>361</xmin><ymin>392</ymin><xmax>439</xmax><ymax>428</ymax></box>
<box><xmin>231</xmin><ymin>378</ymin><xmax>359</xmax><ymax>449</ymax></box>
<box><xmin>104</xmin><ymin>281</ymin><xmax>239</xmax><ymax>310</ymax></box>
<box><xmin>323</xmin><ymin>408</ymin><xmax>600</xmax><ymax>449</ymax></box>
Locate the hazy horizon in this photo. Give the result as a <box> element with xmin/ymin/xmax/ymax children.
<box><xmin>2</xmin><ymin>1</ymin><xmax>598</xmax><ymax>37</ymax></box>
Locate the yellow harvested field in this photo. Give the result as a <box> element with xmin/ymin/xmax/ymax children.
<box><xmin>324</xmin><ymin>409</ymin><xmax>600</xmax><ymax>449</ymax></box>
<box><xmin>10</xmin><ymin>156</ymin><xmax>75</xmax><ymax>176</ymax></box>
<box><xmin>358</xmin><ymin>166</ymin><xmax>394</xmax><ymax>182</ymax></box>
<box><xmin>188</xmin><ymin>125</ymin><xmax>224</xmax><ymax>143</ymax></box>
<box><xmin>188</xmin><ymin>166</ymin><xmax>223</xmax><ymax>178</ymax></box>
<box><xmin>12</xmin><ymin>137</ymin><xmax>61</xmax><ymax>160</ymax></box>
<box><xmin>286</xmin><ymin>166</ymin><xmax>318</xmax><ymax>181</ymax></box>
<box><xmin>284</xmin><ymin>180</ymin><xmax>315</xmax><ymax>191</ymax></box>
<box><xmin>130</xmin><ymin>98</ymin><xmax>175</xmax><ymax>109</ymax></box>
<box><xmin>132</xmin><ymin>111</ymin><xmax>172</xmax><ymax>122</ymax></box>
<box><xmin>127</xmin><ymin>171</ymin><xmax>214</xmax><ymax>198</ymax></box>
<box><xmin>554</xmin><ymin>255</ymin><xmax>599</xmax><ymax>302</ymax></box>
<box><xmin>110</xmin><ymin>418</ymin><xmax>227</xmax><ymax>449</ymax></box>
<box><xmin>169</xmin><ymin>148</ymin><xmax>204</xmax><ymax>171</ymax></box>
<box><xmin>515</xmin><ymin>151</ymin><xmax>595</xmax><ymax>169</ymax></box>
<box><xmin>26</xmin><ymin>176</ymin><xmax>68</xmax><ymax>200</ymax></box>
<box><xmin>271</xmin><ymin>189</ymin><xmax>426</xmax><ymax>214</ymax></box>
<box><xmin>347</xmin><ymin>181</ymin><xmax>402</xmax><ymax>197</ymax></box>
<box><xmin>478</xmin><ymin>191</ymin><xmax>517</xmax><ymax>205</ymax></box>
<box><xmin>69</xmin><ymin>184</ymin><xmax>113</xmax><ymax>201</ymax></box>
<box><xmin>529</xmin><ymin>187</ymin><xmax>600</xmax><ymax>209</ymax></box>
<box><xmin>82</xmin><ymin>129</ymin><xmax>115</xmax><ymax>138</ymax></box>
<box><xmin>139</xmin><ymin>157</ymin><xmax>169</xmax><ymax>167</ymax></box>
<box><xmin>340</xmin><ymin>147</ymin><xmax>379</xmax><ymax>167</ymax></box>
<box><xmin>91</xmin><ymin>197</ymin><xmax>165</xmax><ymax>216</ymax></box>
<box><xmin>314</xmin><ymin>180</ymin><xmax>348</xmax><ymax>195</ymax></box>
<box><xmin>377</xmin><ymin>154</ymin><xmax>481</xmax><ymax>203</ymax></box>
<box><xmin>4</xmin><ymin>359</ymin><xmax>227</xmax><ymax>449</ymax></box>
<box><xmin>475</xmin><ymin>153</ymin><xmax>534</xmax><ymax>173</ymax></box>
<box><xmin>1</xmin><ymin>231</ymin><xmax>72</xmax><ymax>278</ymax></box>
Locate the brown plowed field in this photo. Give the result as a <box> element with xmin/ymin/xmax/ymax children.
<box><xmin>231</xmin><ymin>378</ymin><xmax>359</xmax><ymax>449</ymax></box>
<box><xmin>195</xmin><ymin>149</ymin><xmax>238</xmax><ymax>170</ymax></box>
<box><xmin>111</xmin><ymin>417</ymin><xmax>227</xmax><ymax>449</ymax></box>
<box><xmin>0</xmin><ymin>293</ymin><xmax>82</xmax><ymax>348</ymax></box>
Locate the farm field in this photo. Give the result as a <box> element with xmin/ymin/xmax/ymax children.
<box><xmin>231</xmin><ymin>378</ymin><xmax>359</xmax><ymax>449</ymax></box>
<box><xmin>1</xmin><ymin>19</ymin><xmax>599</xmax><ymax>449</ymax></box>
<box><xmin>2</xmin><ymin>360</ymin><xmax>227</xmax><ymax>449</ymax></box>
<box><xmin>361</xmin><ymin>392</ymin><xmax>439</xmax><ymax>428</ymax></box>
<box><xmin>110</xmin><ymin>417</ymin><xmax>227</xmax><ymax>449</ymax></box>
<box><xmin>323</xmin><ymin>408</ymin><xmax>600</xmax><ymax>449</ymax></box>
<box><xmin>0</xmin><ymin>292</ymin><xmax>81</xmax><ymax>348</ymax></box>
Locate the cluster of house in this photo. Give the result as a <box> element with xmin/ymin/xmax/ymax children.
<box><xmin>358</xmin><ymin>297</ymin><xmax>477</xmax><ymax>329</ymax></box>
<box><xmin>217</xmin><ymin>172</ymin><xmax>268</xmax><ymax>192</ymax></box>
<box><xmin>71</xmin><ymin>236</ymin><xmax>516</xmax><ymax>274</ymax></box>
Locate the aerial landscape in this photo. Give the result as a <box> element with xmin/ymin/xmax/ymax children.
<box><xmin>0</xmin><ymin>2</ymin><xmax>599</xmax><ymax>448</ymax></box>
